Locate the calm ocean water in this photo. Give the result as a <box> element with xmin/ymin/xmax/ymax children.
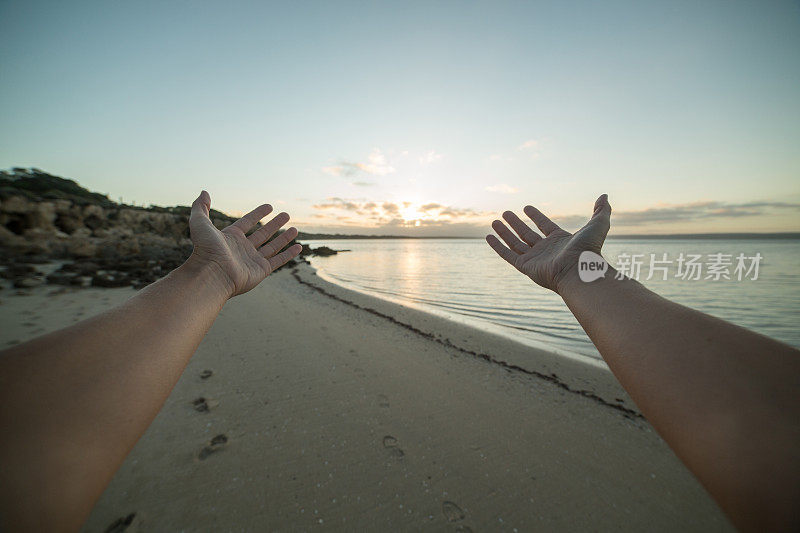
<box><xmin>304</xmin><ymin>239</ymin><xmax>800</xmax><ymax>363</ymax></box>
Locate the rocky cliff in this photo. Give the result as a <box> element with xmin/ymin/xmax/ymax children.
<box><xmin>0</xmin><ymin>168</ymin><xmax>316</xmax><ymax>290</ymax></box>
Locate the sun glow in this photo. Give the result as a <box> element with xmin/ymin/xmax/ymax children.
<box><xmin>309</xmin><ymin>196</ymin><xmax>490</xmax><ymax>230</ymax></box>
<box><xmin>399</xmin><ymin>205</ymin><xmax>424</xmax><ymax>221</ymax></box>
<box><xmin>399</xmin><ymin>203</ymin><xmax>437</xmax><ymax>226</ymax></box>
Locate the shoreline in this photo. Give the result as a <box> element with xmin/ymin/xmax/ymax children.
<box><xmin>291</xmin><ymin>264</ymin><xmax>639</xmax><ymax>418</ymax></box>
<box><xmin>0</xmin><ymin>263</ymin><xmax>730</xmax><ymax>531</ymax></box>
<box><xmin>308</xmin><ymin>259</ymin><xmax>607</xmax><ymax>368</ymax></box>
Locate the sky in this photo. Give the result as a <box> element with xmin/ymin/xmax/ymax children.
<box><xmin>1</xmin><ymin>0</ymin><xmax>799</xmax><ymax>236</ymax></box>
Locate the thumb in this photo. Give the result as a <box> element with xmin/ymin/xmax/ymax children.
<box><xmin>591</xmin><ymin>193</ymin><xmax>611</xmax><ymax>221</ymax></box>
<box><xmin>190</xmin><ymin>190</ymin><xmax>211</xmax><ymax>221</ymax></box>
<box><xmin>587</xmin><ymin>193</ymin><xmax>611</xmax><ymax>240</ymax></box>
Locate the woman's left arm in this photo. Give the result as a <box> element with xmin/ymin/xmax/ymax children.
<box><xmin>0</xmin><ymin>191</ymin><xmax>301</xmax><ymax>532</ymax></box>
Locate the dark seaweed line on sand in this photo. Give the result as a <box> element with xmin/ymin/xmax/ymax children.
<box><xmin>290</xmin><ymin>268</ymin><xmax>643</xmax><ymax>420</ymax></box>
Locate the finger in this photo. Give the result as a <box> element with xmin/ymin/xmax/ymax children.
<box><xmin>190</xmin><ymin>190</ymin><xmax>211</xmax><ymax>221</ymax></box>
<box><xmin>267</xmin><ymin>243</ymin><xmax>303</xmax><ymax>273</ymax></box>
<box><xmin>486</xmin><ymin>234</ymin><xmax>518</xmax><ymax>267</ymax></box>
<box><xmin>502</xmin><ymin>211</ymin><xmax>542</xmax><ymax>246</ymax></box>
<box><xmin>248</xmin><ymin>212</ymin><xmax>290</xmax><ymax>247</ymax></box>
<box><xmin>592</xmin><ymin>193</ymin><xmax>611</xmax><ymax>219</ymax></box>
<box><xmin>229</xmin><ymin>204</ymin><xmax>273</xmax><ymax>234</ymax></box>
<box><xmin>492</xmin><ymin>220</ymin><xmax>529</xmax><ymax>254</ymax></box>
<box><xmin>523</xmin><ymin>205</ymin><xmax>561</xmax><ymax>236</ymax></box>
<box><xmin>587</xmin><ymin>193</ymin><xmax>612</xmax><ymax>236</ymax></box>
<box><xmin>260</xmin><ymin>226</ymin><xmax>298</xmax><ymax>258</ymax></box>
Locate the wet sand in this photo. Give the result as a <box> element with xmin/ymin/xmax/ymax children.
<box><xmin>0</xmin><ymin>263</ymin><xmax>731</xmax><ymax>531</ymax></box>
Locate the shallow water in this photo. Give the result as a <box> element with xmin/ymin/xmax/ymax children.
<box><xmin>305</xmin><ymin>238</ymin><xmax>800</xmax><ymax>361</ymax></box>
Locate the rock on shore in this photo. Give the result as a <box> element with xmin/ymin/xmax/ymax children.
<box><xmin>0</xmin><ymin>167</ymin><xmax>319</xmax><ymax>290</ymax></box>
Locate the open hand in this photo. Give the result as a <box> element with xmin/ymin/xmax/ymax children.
<box><xmin>188</xmin><ymin>191</ymin><xmax>302</xmax><ymax>298</ymax></box>
<box><xmin>486</xmin><ymin>194</ymin><xmax>611</xmax><ymax>294</ymax></box>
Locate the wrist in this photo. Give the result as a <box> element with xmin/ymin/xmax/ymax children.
<box><xmin>554</xmin><ymin>265</ymin><xmax>582</xmax><ymax>297</ymax></box>
<box><xmin>557</xmin><ymin>265</ymin><xmax>623</xmax><ymax>301</ymax></box>
<box><xmin>178</xmin><ymin>254</ymin><xmax>235</xmax><ymax>302</ymax></box>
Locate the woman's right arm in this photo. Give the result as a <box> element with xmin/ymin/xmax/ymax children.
<box><xmin>559</xmin><ymin>264</ymin><xmax>800</xmax><ymax>531</ymax></box>
<box><xmin>487</xmin><ymin>195</ymin><xmax>800</xmax><ymax>531</ymax></box>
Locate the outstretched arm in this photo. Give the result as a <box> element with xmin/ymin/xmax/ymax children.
<box><xmin>0</xmin><ymin>191</ymin><xmax>302</xmax><ymax>532</ymax></box>
<box><xmin>487</xmin><ymin>195</ymin><xmax>800</xmax><ymax>531</ymax></box>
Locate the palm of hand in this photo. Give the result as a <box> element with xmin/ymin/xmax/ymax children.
<box><xmin>515</xmin><ymin>229</ymin><xmax>575</xmax><ymax>290</ymax></box>
<box><xmin>190</xmin><ymin>222</ymin><xmax>270</xmax><ymax>295</ymax></box>
<box><xmin>487</xmin><ymin>195</ymin><xmax>611</xmax><ymax>293</ymax></box>
<box><xmin>188</xmin><ymin>191</ymin><xmax>302</xmax><ymax>297</ymax></box>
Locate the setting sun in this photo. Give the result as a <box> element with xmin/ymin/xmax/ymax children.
<box><xmin>307</xmin><ymin>197</ymin><xmax>492</xmax><ymax>234</ymax></box>
<box><xmin>399</xmin><ymin>205</ymin><xmax>420</xmax><ymax>221</ymax></box>
<box><xmin>399</xmin><ymin>204</ymin><xmax>432</xmax><ymax>225</ymax></box>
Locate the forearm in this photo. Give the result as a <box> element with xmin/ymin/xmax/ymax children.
<box><xmin>0</xmin><ymin>255</ymin><xmax>231</xmax><ymax>532</ymax></box>
<box><xmin>559</xmin><ymin>268</ymin><xmax>800</xmax><ymax>530</ymax></box>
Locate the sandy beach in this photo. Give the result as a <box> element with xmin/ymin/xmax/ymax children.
<box><xmin>0</xmin><ymin>263</ymin><xmax>731</xmax><ymax>532</ymax></box>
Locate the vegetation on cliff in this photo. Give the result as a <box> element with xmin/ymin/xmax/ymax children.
<box><xmin>0</xmin><ymin>167</ymin><xmax>334</xmax><ymax>290</ymax></box>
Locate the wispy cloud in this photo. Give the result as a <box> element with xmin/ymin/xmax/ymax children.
<box><xmin>517</xmin><ymin>138</ymin><xmax>541</xmax><ymax>159</ymax></box>
<box><xmin>322</xmin><ymin>148</ymin><xmax>395</xmax><ymax>177</ymax></box>
<box><xmin>419</xmin><ymin>150</ymin><xmax>443</xmax><ymax>165</ymax></box>
<box><xmin>313</xmin><ymin>197</ymin><xmax>364</xmax><ymax>212</ymax></box>
<box><xmin>440</xmin><ymin>206</ymin><xmax>486</xmax><ymax>217</ymax></box>
<box><xmin>487</xmin><ymin>139</ymin><xmax>541</xmax><ymax>163</ymax></box>
<box><xmin>320</xmin><ymin>166</ymin><xmax>347</xmax><ymax>177</ymax></box>
<box><xmin>545</xmin><ymin>200</ymin><xmax>800</xmax><ymax>230</ymax></box>
<box><xmin>312</xmin><ymin>197</ymin><xmax>490</xmax><ymax>228</ymax></box>
<box><xmin>382</xmin><ymin>202</ymin><xmax>399</xmax><ymax>215</ymax></box>
<box><xmin>551</xmin><ymin>214</ymin><xmax>590</xmax><ymax>229</ymax></box>
<box><xmin>485</xmin><ymin>184</ymin><xmax>518</xmax><ymax>194</ymax></box>
<box><xmin>613</xmin><ymin>200</ymin><xmax>800</xmax><ymax>226</ymax></box>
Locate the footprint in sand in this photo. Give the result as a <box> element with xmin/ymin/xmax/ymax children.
<box><xmin>104</xmin><ymin>512</ymin><xmax>137</xmax><ymax>533</ymax></box>
<box><xmin>200</xmin><ymin>369</ymin><xmax>213</xmax><ymax>379</ymax></box>
<box><xmin>442</xmin><ymin>501</ymin><xmax>465</xmax><ymax>522</ymax></box>
<box><xmin>378</xmin><ymin>394</ymin><xmax>390</xmax><ymax>408</ymax></box>
<box><xmin>192</xmin><ymin>397</ymin><xmax>218</xmax><ymax>412</ymax></box>
<box><xmin>198</xmin><ymin>434</ymin><xmax>228</xmax><ymax>460</ymax></box>
<box><xmin>382</xmin><ymin>435</ymin><xmax>405</xmax><ymax>458</ymax></box>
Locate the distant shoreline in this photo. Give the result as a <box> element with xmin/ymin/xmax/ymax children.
<box><xmin>299</xmin><ymin>232</ymin><xmax>800</xmax><ymax>240</ymax></box>
<box><xmin>608</xmin><ymin>232</ymin><xmax>800</xmax><ymax>240</ymax></box>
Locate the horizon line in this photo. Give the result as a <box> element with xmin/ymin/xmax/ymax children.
<box><xmin>297</xmin><ymin>231</ymin><xmax>800</xmax><ymax>240</ymax></box>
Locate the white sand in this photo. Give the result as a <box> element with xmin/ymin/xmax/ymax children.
<box><xmin>0</xmin><ymin>263</ymin><xmax>731</xmax><ymax>531</ymax></box>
